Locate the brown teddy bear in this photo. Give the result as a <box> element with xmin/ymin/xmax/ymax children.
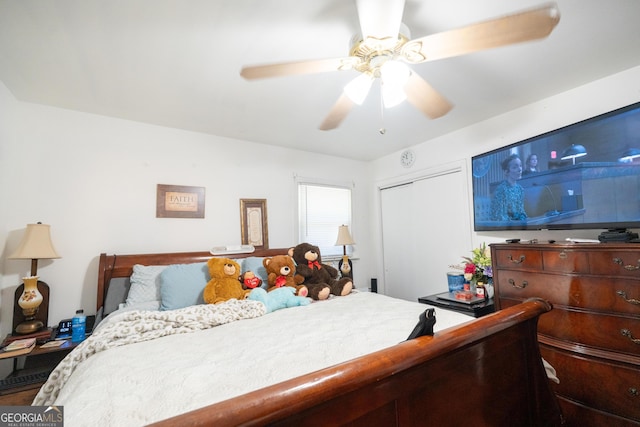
<box><xmin>204</xmin><ymin>257</ymin><xmax>251</xmax><ymax>304</ymax></box>
<box><xmin>239</xmin><ymin>271</ymin><xmax>263</xmax><ymax>290</ymax></box>
<box><xmin>263</xmin><ymin>255</ymin><xmax>308</xmax><ymax>297</ymax></box>
<box><xmin>289</xmin><ymin>243</ymin><xmax>353</xmax><ymax>300</ymax></box>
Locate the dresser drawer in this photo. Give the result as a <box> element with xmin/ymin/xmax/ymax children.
<box><xmin>540</xmin><ymin>344</ymin><xmax>640</xmax><ymax>422</ymax></box>
<box><xmin>542</xmin><ymin>249</ymin><xmax>589</xmax><ymax>273</ymax></box>
<box><xmin>496</xmin><ymin>272</ymin><xmax>640</xmax><ymax>315</ymax></box>
<box><xmin>589</xmin><ymin>251</ymin><xmax>640</xmax><ymax>277</ymax></box>
<box><xmin>493</xmin><ymin>248</ymin><xmax>542</xmax><ymax>270</ymax></box>
<box><xmin>537</xmin><ymin>308</ymin><xmax>640</xmax><ymax>357</ymax></box>
<box><xmin>556</xmin><ymin>396</ymin><xmax>640</xmax><ymax>427</ymax></box>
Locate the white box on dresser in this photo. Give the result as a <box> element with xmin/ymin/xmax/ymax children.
<box><xmin>491</xmin><ymin>242</ymin><xmax>640</xmax><ymax>427</ymax></box>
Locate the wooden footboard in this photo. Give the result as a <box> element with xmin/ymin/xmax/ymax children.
<box><xmin>150</xmin><ymin>298</ymin><xmax>563</xmax><ymax>427</ymax></box>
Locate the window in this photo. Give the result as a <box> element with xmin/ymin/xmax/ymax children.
<box><xmin>297</xmin><ymin>181</ymin><xmax>352</xmax><ymax>257</ymax></box>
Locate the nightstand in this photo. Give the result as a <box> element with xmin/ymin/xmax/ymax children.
<box><xmin>0</xmin><ymin>335</ymin><xmax>78</xmax><ymax>405</ymax></box>
<box><xmin>419</xmin><ymin>292</ymin><xmax>495</xmax><ymax>318</ymax></box>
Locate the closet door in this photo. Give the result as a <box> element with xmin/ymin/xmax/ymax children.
<box><xmin>380</xmin><ymin>183</ymin><xmax>416</xmax><ymax>300</ymax></box>
<box><xmin>381</xmin><ymin>168</ymin><xmax>471</xmax><ymax>301</ymax></box>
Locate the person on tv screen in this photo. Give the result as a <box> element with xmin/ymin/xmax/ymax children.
<box><xmin>523</xmin><ymin>153</ymin><xmax>539</xmax><ymax>175</ymax></box>
<box><xmin>491</xmin><ymin>154</ymin><xmax>527</xmax><ymax>221</ymax></box>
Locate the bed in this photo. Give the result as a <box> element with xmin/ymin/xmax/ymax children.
<box><xmin>34</xmin><ymin>248</ymin><xmax>563</xmax><ymax>426</ymax></box>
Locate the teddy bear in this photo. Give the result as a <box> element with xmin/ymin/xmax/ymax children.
<box><xmin>239</xmin><ymin>270</ymin><xmax>263</xmax><ymax>290</ymax></box>
<box><xmin>263</xmin><ymin>255</ymin><xmax>308</xmax><ymax>297</ymax></box>
<box><xmin>289</xmin><ymin>243</ymin><xmax>353</xmax><ymax>300</ymax></box>
<box><xmin>248</xmin><ymin>287</ymin><xmax>311</xmax><ymax>313</ymax></box>
<box><xmin>203</xmin><ymin>257</ymin><xmax>251</xmax><ymax>304</ymax></box>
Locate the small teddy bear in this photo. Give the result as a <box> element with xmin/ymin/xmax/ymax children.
<box><xmin>263</xmin><ymin>255</ymin><xmax>308</xmax><ymax>297</ymax></box>
<box><xmin>203</xmin><ymin>257</ymin><xmax>251</xmax><ymax>304</ymax></box>
<box><xmin>289</xmin><ymin>243</ymin><xmax>353</xmax><ymax>300</ymax></box>
<box><xmin>239</xmin><ymin>270</ymin><xmax>263</xmax><ymax>290</ymax></box>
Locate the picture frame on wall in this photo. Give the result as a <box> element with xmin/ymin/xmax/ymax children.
<box><xmin>240</xmin><ymin>198</ymin><xmax>269</xmax><ymax>249</ymax></box>
<box><xmin>156</xmin><ymin>184</ymin><xmax>205</xmax><ymax>218</ymax></box>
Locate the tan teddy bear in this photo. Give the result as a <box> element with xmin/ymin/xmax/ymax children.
<box><xmin>204</xmin><ymin>257</ymin><xmax>251</xmax><ymax>304</ymax></box>
<box><xmin>263</xmin><ymin>255</ymin><xmax>308</xmax><ymax>297</ymax></box>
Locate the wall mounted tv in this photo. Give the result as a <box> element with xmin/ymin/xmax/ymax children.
<box><xmin>472</xmin><ymin>101</ymin><xmax>640</xmax><ymax>232</ymax></box>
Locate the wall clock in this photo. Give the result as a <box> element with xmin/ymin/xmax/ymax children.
<box><xmin>400</xmin><ymin>150</ymin><xmax>415</xmax><ymax>168</ymax></box>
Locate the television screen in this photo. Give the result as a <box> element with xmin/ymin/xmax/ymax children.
<box><xmin>472</xmin><ymin>101</ymin><xmax>640</xmax><ymax>231</ymax></box>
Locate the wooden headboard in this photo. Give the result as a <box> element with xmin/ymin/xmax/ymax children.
<box><xmin>96</xmin><ymin>248</ymin><xmax>289</xmax><ymax>313</ymax></box>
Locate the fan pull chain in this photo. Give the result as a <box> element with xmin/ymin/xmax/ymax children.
<box><xmin>379</xmin><ymin>82</ymin><xmax>386</xmax><ymax>135</ymax></box>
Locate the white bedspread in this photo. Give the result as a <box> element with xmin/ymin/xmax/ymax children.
<box><xmin>34</xmin><ymin>299</ymin><xmax>267</xmax><ymax>406</ymax></box>
<box><xmin>37</xmin><ymin>292</ymin><xmax>472</xmax><ymax>426</ymax></box>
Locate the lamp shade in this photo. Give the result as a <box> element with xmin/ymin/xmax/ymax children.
<box><xmin>619</xmin><ymin>147</ymin><xmax>640</xmax><ymax>162</ymax></box>
<box><xmin>560</xmin><ymin>144</ymin><xmax>587</xmax><ymax>161</ymax></box>
<box><xmin>335</xmin><ymin>225</ymin><xmax>355</xmax><ymax>246</ymax></box>
<box><xmin>9</xmin><ymin>223</ymin><xmax>60</xmax><ymax>260</ymax></box>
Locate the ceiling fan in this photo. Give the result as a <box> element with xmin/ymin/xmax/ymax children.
<box><xmin>240</xmin><ymin>1</ymin><xmax>560</xmax><ymax>131</ymax></box>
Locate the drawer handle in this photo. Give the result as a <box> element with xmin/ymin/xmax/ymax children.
<box><xmin>617</xmin><ymin>290</ymin><xmax>640</xmax><ymax>306</ymax></box>
<box><xmin>507</xmin><ymin>255</ymin><xmax>525</xmax><ymax>264</ymax></box>
<box><xmin>613</xmin><ymin>258</ymin><xmax>640</xmax><ymax>271</ymax></box>
<box><xmin>630</xmin><ymin>388</ymin><xmax>639</xmax><ymax>397</ymax></box>
<box><xmin>508</xmin><ymin>278</ymin><xmax>528</xmax><ymax>289</ymax></box>
<box><xmin>558</xmin><ymin>251</ymin><xmax>568</xmax><ymax>259</ymax></box>
<box><xmin>621</xmin><ymin>329</ymin><xmax>640</xmax><ymax>345</ymax></box>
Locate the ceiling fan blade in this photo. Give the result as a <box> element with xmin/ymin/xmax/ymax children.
<box><xmin>241</xmin><ymin>57</ymin><xmax>358</xmax><ymax>80</ymax></box>
<box><xmin>402</xmin><ymin>2</ymin><xmax>560</xmax><ymax>63</ymax></box>
<box><xmin>356</xmin><ymin>0</ymin><xmax>406</xmax><ymax>39</ymax></box>
<box><xmin>319</xmin><ymin>93</ymin><xmax>356</xmax><ymax>131</ymax></box>
<box><xmin>404</xmin><ymin>72</ymin><xmax>452</xmax><ymax>119</ymax></box>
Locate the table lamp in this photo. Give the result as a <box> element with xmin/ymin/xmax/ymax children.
<box><xmin>9</xmin><ymin>222</ymin><xmax>60</xmax><ymax>334</ymax></box>
<box><xmin>619</xmin><ymin>147</ymin><xmax>640</xmax><ymax>162</ymax></box>
<box><xmin>335</xmin><ymin>225</ymin><xmax>355</xmax><ymax>279</ymax></box>
<box><xmin>560</xmin><ymin>144</ymin><xmax>587</xmax><ymax>165</ymax></box>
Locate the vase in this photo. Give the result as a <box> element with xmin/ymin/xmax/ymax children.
<box><xmin>485</xmin><ymin>279</ymin><xmax>495</xmax><ymax>299</ymax></box>
<box><xmin>468</xmin><ymin>280</ymin><xmax>477</xmax><ymax>293</ymax></box>
<box><xmin>16</xmin><ymin>276</ymin><xmax>44</xmax><ymax>334</ymax></box>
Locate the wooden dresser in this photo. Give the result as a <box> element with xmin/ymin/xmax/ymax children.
<box><xmin>491</xmin><ymin>242</ymin><xmax>640</xmax><ymax>426</ymax></box>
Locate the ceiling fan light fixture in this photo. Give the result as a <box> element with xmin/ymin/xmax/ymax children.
<box><xmin>344</xmin><ymin>73</ymin><xmax>374</xmax><ymax>105</ymax></box>
<box><xmin>381</xmin><ymin>61</ymin><xmax>410</xmax><ymax>108</ymax></box>
<box><xmin>380</xmin><ymin>61</ymin><xmax>410</xmax><ymax>85</ymax></box>
<box><xmin>382</xmin><ymin>81</ymin><xmax>407</xmax><ymax>108</ymax></box>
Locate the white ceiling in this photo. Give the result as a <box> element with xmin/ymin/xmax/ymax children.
<box><xmin>0</xmin><ymin>0</ymin><xmax>639</xmax><ymax>161</ymax></box>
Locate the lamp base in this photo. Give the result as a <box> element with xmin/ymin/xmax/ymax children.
<box><xmin>15</xmin><ymin>319</ymin><xmax>45</xmax><ymax>335</ymax></box>
<box><xmin>338</xmin><ymin>256</ymin><xmax>353</xmax><ymax>279</ymax></box>
<box><xmin>13</xmin><ymin>280</ymin><xmax>50</xmax><ymax>334</ymax></box>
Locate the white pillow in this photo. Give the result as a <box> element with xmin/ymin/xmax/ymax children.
<box><xmin>126</xmin><ymin>264</ymin><xmax>167</xmax><ymax>307</ymax></box>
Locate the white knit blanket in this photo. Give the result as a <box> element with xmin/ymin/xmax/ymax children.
<box><xmin>33</xmin><ymin>299</ymin><xmax>266</xmax><ymax>406</ymax></box>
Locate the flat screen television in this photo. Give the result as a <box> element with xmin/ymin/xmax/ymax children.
<box><xmin>472</xmin><ymin>101</ymin><xmax>640</xmax><ymax>232</ymax></box>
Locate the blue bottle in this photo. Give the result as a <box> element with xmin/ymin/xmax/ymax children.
<box><xmin>71</xmin><ymin>309</ymin><xmax>86</xmax><ymax>343</ymax></box>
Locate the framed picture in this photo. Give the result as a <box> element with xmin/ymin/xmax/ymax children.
<box><xmin>240</xmin><ymin>199</ymin><xmax>269</xmax><ymax>249</ymax></box>
<box><xmin>156</xmin><ymin>184</ymin><xmax>205</xmax><ymax>218</ymax></box>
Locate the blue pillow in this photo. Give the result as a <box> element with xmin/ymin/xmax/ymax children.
<box><xmin>241</xmin><ymin>257</ymin><xmax>268</xmax><ymax>289</ymax></box>
<box><xmin>159</xmin><ymin>262</ymin><xmax>209</xmax><ymax>310</ymax></box>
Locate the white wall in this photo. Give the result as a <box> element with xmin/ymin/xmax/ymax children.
<box><xmin>0</xmin><ymin>83</ymin><xmax>373</xmax><ymax>343</ymax></box>
<box><xmin>369</xmin><ymin>65</ymin><xmax>640</xmax><ymax>293</ymax></box>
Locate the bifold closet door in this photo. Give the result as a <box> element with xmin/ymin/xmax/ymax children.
<box><xmin>380</xmin><ymin>170</ymin><xmax>471</xmax><ymax>301</ymax></box>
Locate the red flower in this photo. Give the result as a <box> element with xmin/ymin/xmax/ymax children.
<box><xmin>464</xmin><ymin>263</ymin><xmax>476</xmax><ymax>274</ymax></box>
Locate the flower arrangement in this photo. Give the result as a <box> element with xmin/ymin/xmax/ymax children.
<box><xmin>452</xmin><ymin>242</ymin><xmax>493</xmax><ymax>284</ymax></box>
